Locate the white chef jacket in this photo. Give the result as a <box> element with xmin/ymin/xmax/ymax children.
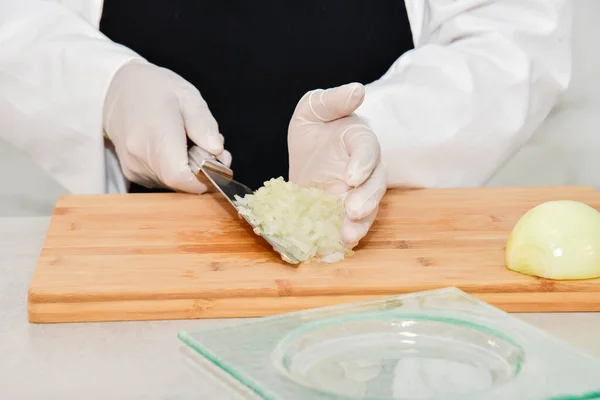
<box><xmin>0</xmin><ymin>0</ymin><xmax>574</xmax><ymax>194</ymax></box>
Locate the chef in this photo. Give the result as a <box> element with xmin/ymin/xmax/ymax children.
<box><xmin>0</xmin><ymin>1</ymin><xmax>573</xmax><ymax>246</ymax></box>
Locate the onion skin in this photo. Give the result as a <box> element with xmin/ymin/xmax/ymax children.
<box><xmin>505</xmin><ymin>200</ymin><xmax>600</xmax><ymax>280</ymax></box>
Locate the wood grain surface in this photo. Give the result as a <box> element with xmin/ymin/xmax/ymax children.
<box><xmin>27</xmin><ymin>186</ymin><xmax>600</xmax><ymax>323</ymax></box>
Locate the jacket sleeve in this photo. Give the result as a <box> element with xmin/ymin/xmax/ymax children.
<box><xmin>355</xmin><ymin>0</ymin><xmax>572</xmax><ymax>188</ymax></box>
<box><xmin>0</xmin><ymin>0</ymin><xmax>143</xmax><ymax>194</ymax></box>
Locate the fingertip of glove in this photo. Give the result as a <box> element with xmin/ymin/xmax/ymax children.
<box><xmin>346</xmin><ymin>196</ymin><xmax>374</xmax><ymax>220</ymax></box>
<box><xmin>344</xmin><ymin>240</ymin><xmax>359</xmax><ymax>250</ymax></box>
<box><xmin>344</xmin><ymin>83</ymin><xmax>365</xmax><ymax>109</ymax></box>
<box><xmin>218</xmin><ymin>150</ymin><xmax>233</xmax><ymax>168</ymax></box>
<box><xmin>342</xmin><ymin>221</ymin><xmax>366</xmax><ymax>247</ymax></box>
<box><xmin>168</xmin><ymin>165</ymin><xmax>209</xmax><ymax>194</ymax></box>
<box><xmin>345</xmin><ymin>166</ymin><xmax>370</xmax><ymax>188</ymax></box>
<box><xmin>349</xmin><ymin>82</ymin><xmax>365</xmax><ymax>95</ymax></box>
<box><xmin>182</xmin><ymin>178</ymin><xmax>209</xmax><ymax>194</ymax></box>
<box><xmin>207</xmin><ymin>133</ymin><xmax>225</xmax><ymax>154</ymax></box>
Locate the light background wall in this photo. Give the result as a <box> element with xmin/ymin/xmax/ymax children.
<box><xmin>488</xmin><ymin>0</ymin><xmax>600</xmax><ymax>188</ymax></box>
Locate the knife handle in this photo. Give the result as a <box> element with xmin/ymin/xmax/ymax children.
<box><xmin>187</xmin><ymin>146</ymin><xmax>233</xmax><ymax>179</ymax></box>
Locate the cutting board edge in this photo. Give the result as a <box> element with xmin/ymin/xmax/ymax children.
<box><xmin>27</xmin><ymin>291</ymin><xmax>600</xmax><ymax>324</ymax></box>
<box><xmin>27</xmin><ymin>276</ymin><xmax>600</xmax><ymax>305</ymax></box>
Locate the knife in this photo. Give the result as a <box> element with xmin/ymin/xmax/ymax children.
<box><xmin>187</xmin><ymin>146</ymin><xmax>299</xmax><ymax>264</ymax></box>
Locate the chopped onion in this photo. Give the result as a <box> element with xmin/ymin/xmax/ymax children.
<box><xmin>505</xmin><ymin>200</ymin><xmax>600</xmax><ymax>280</ymax></box>
<box><xmin>234</xmin><ymin>177</ymin><xmax>352</xmax><ymax>264</ymax></box>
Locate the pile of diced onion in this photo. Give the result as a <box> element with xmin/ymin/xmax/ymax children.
<box><xmin>234</xmin><ymin>177</ymin><xmax>351</xmax><ymax>264</ymax></box>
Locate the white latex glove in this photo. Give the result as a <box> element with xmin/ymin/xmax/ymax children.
<box><xmin>288</xmin><ymin>83</ymin><xmax>386</xmax><ymax>247</ymax></box>
<box><xmin>103</xmin><ymin>61</ymin><xmax>232</xmax><ymax>193</ymax></box>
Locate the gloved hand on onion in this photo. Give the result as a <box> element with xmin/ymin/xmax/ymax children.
<box><xmin>288</xmin><ymin>82</ymin><xmax>387</xmax><ymax>249</ymax></box>
<box><xmin>236</xmin><ymin>83</ymin><xmax>387</xmax><ymax>264</ymax></box>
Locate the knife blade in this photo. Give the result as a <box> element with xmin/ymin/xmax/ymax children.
<box><xmin>188</xmin><ymin>146</ymin><xmax>299</xmax><ymax>264</ymax></box>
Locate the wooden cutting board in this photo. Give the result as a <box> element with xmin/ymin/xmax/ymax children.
<box><xmin>28</xmin><ymin>186</ymin><xmax>600</xmax><ymax>323</ymax></box>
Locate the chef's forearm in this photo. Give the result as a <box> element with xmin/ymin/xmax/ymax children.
<box><xmin>0</xmin><ymin>0</ymin><xmax>143</xmax><ymax>193</ymax></box>
<box><xmin>355</xmin><ymin>0</ymin><xmax>572</xmax><ymax>189</ymax></box>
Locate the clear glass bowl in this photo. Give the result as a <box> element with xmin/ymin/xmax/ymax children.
<box><xmin>271</xmin><ymin>314</ymin><xmax>524</xmax><ymax>399</ymax></box>
<box><xmin>178</xmin><ymin>288</ymin><xmax>600</xmax><ymax>400</ymax></box>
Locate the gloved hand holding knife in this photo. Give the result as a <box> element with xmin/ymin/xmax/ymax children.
<box><xmin>103</xmin><ymin>61</ymin><xmax>232</xmax><ymax>194</ymax></box>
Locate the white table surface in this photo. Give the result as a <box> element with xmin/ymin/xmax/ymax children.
<box><xmin>1</xmin><ymin>217</ymin><xmax>599</xmax><ymax>399</ymax></box>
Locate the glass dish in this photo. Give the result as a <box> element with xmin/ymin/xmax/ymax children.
<box><xmin>178</xmin><ymin>287</ymin><xmax>600</xmax><ymax>399</ymax></box>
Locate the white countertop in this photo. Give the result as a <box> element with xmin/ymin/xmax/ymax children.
<box><xmin>1</xmin><ymin>217</ymin><xmax>599</xmax><ymax>399</ymax></box>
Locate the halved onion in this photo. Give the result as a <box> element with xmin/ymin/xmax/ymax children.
<box><xmin>505</xmin><ymin>200</ymin><xmax>600</xmax><ymax>280</ymax></box>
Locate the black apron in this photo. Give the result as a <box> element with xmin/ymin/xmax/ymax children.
<box><xmin>99</xmin><ymin>1</ymin><xmax>414</xmax><ymax>192</ymax></box>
